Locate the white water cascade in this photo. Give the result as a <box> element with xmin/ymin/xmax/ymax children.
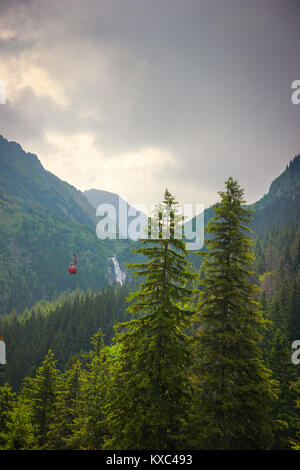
<box><xmin>110</xmin><ymin>256</ymin><xmax>126</xmax><ymax>286</ymax></box>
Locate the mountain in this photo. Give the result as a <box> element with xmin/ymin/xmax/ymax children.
<box><xmin>0</xmin><ymin>136</ymin><xmax>131</xmax><ymax>315</ymax></box>
<box><xmin>250</xmin><ymin>155</ymin><xmax>300</xmax><ymax>234</ymax></box>
<box><xmin>0</xmin><ymin>141</ymin><xmax>299</xmax><ymax>392</ymax></box>
<box><xmin>84</xmin><ymin>188</ymin><xmax>129</xmax><ymax>213</ymax></box>
<box><xmin>0</xmin><ymin>136</ymin><xmax>95</xmax><ymax>227</ymax></box>
<box><xmin>187</xmin><ymin>155</ymin><xmax>300</xmax><ymax>241</ymax></box>
<box><xmin>0</xmin><ymin>132</ymin><xmax>299</xmax><ymax>315</ymax></box>
<box><xmin>249</xmin><ymin>156</ymin><xmax>300</xmax><ymax>299</ymax></box>
<box><xmin>84</xmin><ymin>188</ymin><xmax>148</xmax><ymax>238</ymax></box>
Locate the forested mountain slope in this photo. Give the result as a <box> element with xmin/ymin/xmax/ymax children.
<box><xmin>0</xmin><ymin>135</ymin><xmax>95</xmax><ymax>227</ymax></box>
<box><xmin>1</xmin><ymin>134</ymin><xmax>299</xmax><ymax>316</ymax></box>
<box><xmin>0</xmin><ymin>136</ymin><xmax>134</xmax><ymax>315</ymax></box>
<box><xmin>1</xmin><ymin>182</ymin><xmax>299</xmax><ymax>451</ymax></box>
<box><xmin>189</xmin><ymin>155</ymin><xmax>300</xmax><ymax>295</ymax></box>
<box><xmin>0</xmin><ymin>284</ymin><xmax>133</xmax><ymax>389</ymax></box>
<box><xmin>1</xmin><ymin>155</ymin><xmax>300</xmax><ymax>391</ymax></box>
<box><xmin>251</xmin><ymin>156</ymin><xmax>300</xmax><ymax>302</ymax></box>
<box><xmin>251</xmin><ymin>155</ymin><xmax>300</xmax><ymax>234</ymax></box>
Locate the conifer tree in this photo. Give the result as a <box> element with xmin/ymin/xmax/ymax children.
<box><xmin>290</xmin><ymin>380</ymin><xmax>300</xmax><ymax>450</ymax></box>
<box><xmin>0</xmin><ymin>383</ymin><xmax>15</xmax><ymax>448</ymax></box>
<box><xmin>3</xmin><ymin>397</ymin><xmax>36</xmax><ymax>450</ymax></box>
<box><xmin>20</xmin><ymin>349</ymin><xmax>60</xmax><ymax>448</ymax></box>
<box><xmin>103</xmin><ymin>189</ymin><xmax>196</xmax><ymax>450</ymax></box>
<box><xmin>194</xmin><ymin>177</ymin><xmax>277</xmax><ymax>449</ymax></box>
<box><xmin>66</xmin><ymin>329</ymin><xmax>108</xmax><ymax>449</ymax></box>
<box><xmin>47</xmin><ymin>359</ymin><xmax>82</xmax><ymax>449</ymax></box>
<box><xmin>288</xmin><ymin>269</ymin><xmax>300</xmax><ymax>342</ymax></box>
<box><xmin>267</xmin><ymin>329</ymin><xmax>298</xmax><ymax>449</ymax></box>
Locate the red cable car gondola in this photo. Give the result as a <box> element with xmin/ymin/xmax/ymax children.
<box><xmin>69</xmin><ymin>254</ymin><xmax>77</xmax><ymax>274</ymax></box>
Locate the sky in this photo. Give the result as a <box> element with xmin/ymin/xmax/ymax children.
<box><xmin>0</xmin><ymin>0</ymin><xmax>299</xmax><ymax>209</ymax></box>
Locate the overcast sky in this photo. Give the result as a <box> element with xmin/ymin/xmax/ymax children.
<box><xmin>0</xmin><ymin>0</ymin><xmax>299</xmax><ymax>208</ymax></box>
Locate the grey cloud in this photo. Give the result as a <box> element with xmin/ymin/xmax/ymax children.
<box><xmin>0</xmin><ymin>0</ymin><xmax>299</xmax><ymax>206</ymax></box>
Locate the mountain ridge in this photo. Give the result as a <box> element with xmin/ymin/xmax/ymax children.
<box><xmin>0</xmin><ymin>134</ymin><xmax>299</xmax><ymax>314</ymax></box>
<box><xmin>0</xmin><ymin>135</ymin><xmax>96</xmax><ymax>227</ymax></box>
<box><xmin>0</xmin><ymin>135</ymin><xmax>133</xmax><ymax>315</ymax></box>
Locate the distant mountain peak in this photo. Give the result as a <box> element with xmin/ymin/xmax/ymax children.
<box><xmin>288</xmin><ymin>154</ymin><xmax>300</xmax><ymax>171</ymax></box>
<box><xmin>84</xmin><ymin>188</ymin><xmax>148</xmax><ymax>238</ymax></box>
<box><xmin>25</xmin><ymin>152</ymin><xmax>42</xmax><ymax>165</ymax></box>
<box><xmin>250</xmin><ymin>153</ymin><xmax>300</xmax><ymax>233</ymax></box>
<box><xmin>0</xmin><ymin>135</ymin><xmax>42</xmax><ymax>167</ymax></box>
<box><xmin>0</xmin><ymin>134</ymin><xmax>22</xmax><ymax>155</ymax></box>
<box><xmin>268</xmin><ymin>154</ymin><xmax>300</xmax><ymax>197</ymax></box>
<box><xmin>0</xmin><ymin>134</ymin><xmax>95</xmax><ymax>226</ymax></box>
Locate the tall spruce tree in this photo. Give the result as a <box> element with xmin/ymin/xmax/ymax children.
<box><xmin>267</xmin><ymin>329</ymin><xmax>298</xmax><ymax>449</ymax></box>
<box><xmin>0</xmin><ymin>383</ymin><xmax>15</xmax><ymax>448</ymax></box>
<box><xmin>290</xmin><ymin>379</ymin><xmax>300</xmax><ymax>450</ymax></box>
<box><xmin>3</xmin><ymin>397</ymin><xmax>36</xmax><ymax>450</ymax></box>
<box><xmin>194</xmin><ymin>177</ymin><xmax>277</xmax><ymax>449</ymax></box>
<box><xmin>66</xmin><ymin>330</ymin><xmax>108</xmax><ymax>449</ymax></box>
<box><xmin>20</xmin><ymin>349</ymin><xmax>60</xmax><ymax>448</ymax></box>
<box><xmin>289</xmin><ymin>269</ymin><xmax>300</xmax><ymax>342</ymax></box>
<box><xmin>47</xmin><ymin>359</ymin><xmax>82</xmax><ymax>449</ymax></box>
<box><xmin>103</xmin><ymin>189</ymin><xmax>196</xmax><ymax>450</ymax></box>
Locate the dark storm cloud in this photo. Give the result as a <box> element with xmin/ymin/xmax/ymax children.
<box><xmin>0</xmin><ymin>0</ymin><xmax>299</xmax><ymax>206</ymax></box>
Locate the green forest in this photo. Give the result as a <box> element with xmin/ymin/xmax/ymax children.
<box><xmin>1</xmin><ymin>178</ymin><xmax>300</xmax><ymax>450</ymax></box>
<box><xmin>0</xmin><ymin>135</ymin><xmax>137</xmax><ymax>315</ymax></box>
<box><xmin>1</xmin><ymin>0</ymin><xmax>299</xmax><ymax>455</ymax></box>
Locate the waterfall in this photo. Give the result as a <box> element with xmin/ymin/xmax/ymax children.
<box><xmin>110</xmin><ymin>256</ymin><xmax>126</xmax><ymax>285</ymax></box>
